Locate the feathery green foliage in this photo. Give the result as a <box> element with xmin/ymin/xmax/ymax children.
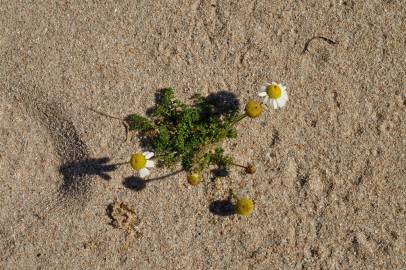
<box><xmin>125</xmin><ymin>114</ymin><xmax>155</xmax><ymax>132</ymax></box>
<box><xmin>126</xmin><ymin>88</ymin><xmax>241</xmax><ymax>173</ymax></box>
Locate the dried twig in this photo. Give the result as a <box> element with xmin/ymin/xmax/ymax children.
<box><xmin>302</xmin><ymin>36</ymin><xmax>338</xmax><ymax>54</ymax></box>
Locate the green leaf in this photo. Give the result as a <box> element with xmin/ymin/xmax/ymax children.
<box><xmin>125</xmin><ymin>114</ymin><xmax>154</xmax><ymax>131</ymax></box>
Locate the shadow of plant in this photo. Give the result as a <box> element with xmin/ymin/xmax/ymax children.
<box><xmin>209</xmin><ymin>199</ymin><xmax>236</xmax><ymax>216</ymax></box>
<box><xmin>59</xmin><ymin>157</ymin><xmax>117</xmax><ymax>194</ymax></box>
<box><xmin>210</xmin><ymin>167</ymin><xmax>229</xmax><ymax>179</ymax></box>
<box><xmin>123</xmin><ymin>169</ymin><xmax>184</xmax><ymax>192</ymax></box>
<box><xmin>122</xmin><ymin>176</ymin><xmax>146</xmax><ymax>191</ymax></box>
<box><xmin>205</xmin><ymin>90</ymin><xmax>240</xmax><ymax>117</ymax></box>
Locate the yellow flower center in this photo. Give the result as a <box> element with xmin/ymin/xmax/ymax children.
<box><xmin>245</xmin><ymin>100</ymin><xmax>262</xmax><ymax>118</ymax></box>
<box><xmin>130</xmin><ymin>153</ymin><xmax>146</xmax><ymax>170</ymax></box>
<box><xmin>235</xmin><ymin>197</ymin><xmax>254</xmax><ymax>216</ymax></box>
<box><xmin>266</xmin><ymin>84</ymin><xmax>282</xmax><ymax>99</ymax></box>
<box><xmin>187</xmin><ymin>173</ymin><xmax>201</xmax><ymax>186</ymax></box>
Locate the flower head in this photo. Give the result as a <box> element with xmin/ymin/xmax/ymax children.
<box><xmin>235</xmin><ymin>197</ymin><xmax>254</xmax><ymax>216</ymax></box>
<box><xmin>245</xmin><ymin>100</ymin><xmax>262</xmax><ymax>118</ymax></box>
<box><xmin>258</xmin><ymin>82</ymin><xmax>288</xmax><ymax>109</ymax></box>
<box><xmin>130</xmin><ymin>151</ymin><xmax>155</xmax><ymax>178</ymax></box>
<box><xmin>187</xmin><ymin>172</ymin><xmax>201</xmax><ymax>186</ymax></box>
<box><xmin>245</xmin><ymin>163</ymin><xmax>256</xmax><ymax>174</ymax></box>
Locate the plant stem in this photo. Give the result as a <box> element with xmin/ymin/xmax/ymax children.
<box><xmin>229</xmin><ymin>189</ymin><xmax>238</xmax><ymax>202</ymax></box>
<box><xmin>110</xmin><ymin>161</ymin><xmax>130</xmax><ymax>166</ymax></box>
<box><xmin>229</xmin><ymin>113</ymin><xmax>248</xmax><ymax>127</ymax></box>
<box><xmin>87</xmin><ymin>107</ymin><xmax>130</xmax><ymax>142</ymax></box>
<box><xmin>88</xmin><ymin>107</ymin><xmax>124</xmax><ymax>121</ymax></box>
<box><xmin>151</xmin><ymin>152</ymin><xmax>174</xmax><ymax>160</ymax></box>
<box><xmin>231</xmin><ymin>162</ymin><xmax>247</xmax><ymax>169</ymax></box>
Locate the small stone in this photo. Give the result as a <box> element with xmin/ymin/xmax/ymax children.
<box><xmin>284</xmin><ymin>158</ymin><xmax>297</xmax><ymax>188</ymax></box>
<box><xmin>309</xmin><ymin>169</ymin><xmax>324</xmax><ymax>196</ymax></box>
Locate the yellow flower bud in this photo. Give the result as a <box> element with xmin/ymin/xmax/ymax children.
<box><xmin>235</xmin><ymin>197</ymin><xmax>254</xmax><ymax>216</ymax></box>
<box><xmin>187</xmin><ymin>172</ymin><xmax>201</xmax><ymax>186</ymax></box>
<box><xmin>245</xmin><ymin>100</ymin><xmax>262</xmax><ymax>118</ymax></box>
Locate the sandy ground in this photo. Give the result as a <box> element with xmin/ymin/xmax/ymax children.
<box><xmin>1</xmin><ymin>0</ymin><xmax>405</xmax><ymax>269</ymax></box>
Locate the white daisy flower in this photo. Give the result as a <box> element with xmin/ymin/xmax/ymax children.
<box><xmin>129</xmin><ymin>151</ymin><xmax>155</xmax><ymax>178</ymax></box>
<box><xmin>258</xmin><ymin>82</ymin><xmax>288</xmax><ymax>109</ymax></box>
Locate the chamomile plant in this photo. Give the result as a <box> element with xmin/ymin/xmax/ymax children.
<box><xmin>124</xmin><ymin>85</ymin><xmax>288</xmax><ymax>216</ymax></box>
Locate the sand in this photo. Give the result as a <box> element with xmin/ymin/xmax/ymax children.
<box><xmin>1</xmin><ymin>0</ymin><xmax>405</xmax><ymax>269</ymax></box>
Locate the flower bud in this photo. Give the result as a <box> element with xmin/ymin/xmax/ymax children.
<box><xmin>235</xmin><ymin>197</ymin><xmax>254</xmax><ymax>216</ymax></box>
<box><xmin>245</xmin><ymin>100</ymin><xmax>262</xmax><ymax>118</ymax></box>
<box><xmin>245</xmin><ymin>163</ymin><xmax>256</xmax><ymax>174</ymax></box>
<box><xmin>187</xmin><ymin>172</ymin><xmax>201</xmax><ymax>186</ymax></box>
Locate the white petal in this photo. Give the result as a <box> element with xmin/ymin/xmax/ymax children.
<box><xmin>260</xmin><ymin>85</ymin><xmax>267</xmax><ymax>92</ymax></box>
<box><xmin>139</xmin><ymin>168</ymin><xmax>150</xmax><ymax>178</ymax></box>
<box><xmin>272</xmin><ymin>100</ymin><xmax>278</xmax><ymax>109</ymax></box>
<box><xmin>264</xmin><ymin>96</ymin><xmax>269</xmax><ymax>105</ymax></box>
<box><xmin>143</xmin><ymin>151</ymin><xmax>154</xmax><ymax>159</ymax></box>
<box><xmin>146</xmin><ymin>160</ymin><xmax>155</xmax><ymax>168</ymax></box>
<box><xmin>258</xmin><ymin>91</ymin><xmax>267</xmax><ymax>97</ymax></box>
<box><xmin>276</xmin><ymin>97</ymin><xmax>287</xmax><ymax>108</ymax></box>
<box><xmin>282</xmin><ymin>90</ymin><xmax>288</xmax><ymax>99</ymax></box>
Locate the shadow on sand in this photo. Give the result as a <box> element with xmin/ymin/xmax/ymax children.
<box><xmin>123</xmin><ymin>169</ymin><xmax>184</xmax><ymax>192</ymax></box>
<box><xmin>59</xmin><ymin>157</ymin><xmax>118</xmax><ymax>195</ymax></box>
